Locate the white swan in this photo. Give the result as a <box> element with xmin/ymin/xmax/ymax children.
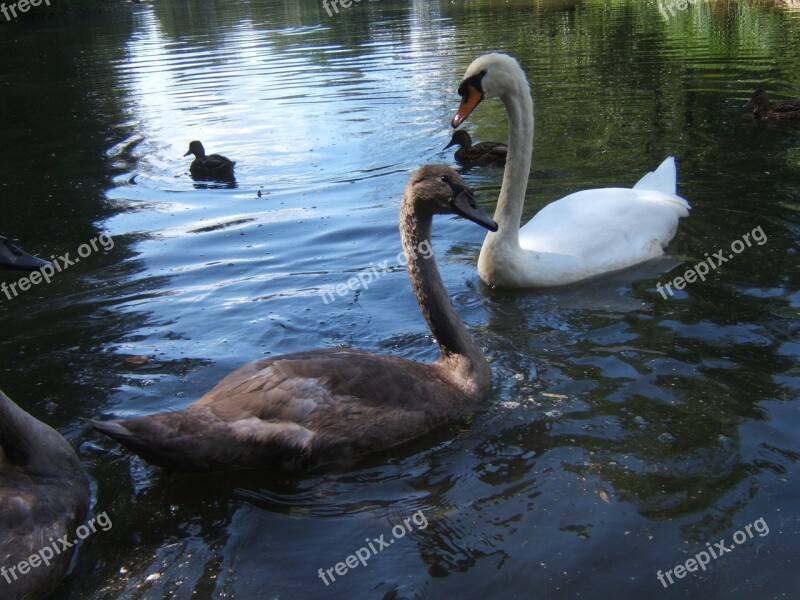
<box><xmin>452</xmin><ymin>53</ymin><xmax>690</xmax><ymax>288</ymax></box>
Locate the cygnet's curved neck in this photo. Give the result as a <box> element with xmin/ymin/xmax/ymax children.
<box><xmin>400</xmin><ymin>199</ymin><xmax>488</xmax><ymax>389</ymax></box>
<box><xmin>0</xmin><ymin>390</ymin><xmax>34</xmax><ymax>465</ymax></box>
<box><xmin>0</xmin><ymin>390</ymin><xmax>82</xmax><ymax>477</ymax></box>
<box><xmin>493</xmin><ymin>72</ymin><xmax>534</xmax><ymax>247</ymax></box>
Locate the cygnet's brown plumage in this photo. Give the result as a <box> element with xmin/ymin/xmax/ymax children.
<box><xmin>0</xmin><ymin>389</ymin><xmax>90</xmax><ymax>600</ymax></box>
<box><xmin>89</xmin><ymin>165</ymin><xmax>497</xmax><ymax>473</ymax></box>
<box><xmin>444</xmin><ymin>130</ymin><xmax>508</xmax><ymax>165</ymax></box>
<box><xmin>744</xmin><ymin>90</ymin><xmax>800</xmax><ymax>120</ymax></box>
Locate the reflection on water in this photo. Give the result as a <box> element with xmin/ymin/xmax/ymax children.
<box><xmin>0</xmin><ymin>0</ymin><xmax>799</xmax><ymax>598</ymax></box>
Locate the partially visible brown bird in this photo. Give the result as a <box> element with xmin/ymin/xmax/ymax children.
<box><xmin>744</xmin><ymin>89</ymin><xmax>800</xmax><ymax>120</ymax></box>
<box><xmin>444</xmin><ymin>130</ymin><xmax>508</xmax><ymax>166</ymax></box>
<box><xmin>0</xmin><ymin>389</ymin><xmax>90</xmax><ymax>600</ymax></box>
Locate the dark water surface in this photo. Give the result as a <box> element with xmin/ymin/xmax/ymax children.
<box><xmin>1</xmin><ymin>1</ymin><xmax>799</xmax><ymax>598</ymax></box>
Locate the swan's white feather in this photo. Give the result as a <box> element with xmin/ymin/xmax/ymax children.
<box><xmin>517</xmin><ymin>158</ymin><xmax>689</xmax><ymax>283</ymax></box>
<box><xmin>632</xmin><ymin>155</ymin><xmax>678</xmax><ymax>194</ymax></box>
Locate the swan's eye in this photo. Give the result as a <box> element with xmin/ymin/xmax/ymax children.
<box><xmin>457</xmin><ymin>71</ymin><xmax>487</xmax><ymax>97</ymax></box>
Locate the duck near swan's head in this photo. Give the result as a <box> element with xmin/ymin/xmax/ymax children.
<box><xmin>443</xmin><ymin>130</ymin><xmax>508</xmax><ymax>166</ymax></box>
<box><xmin>452</xmin><ymin>53</ymin><xmax>528</xmax><ymax>128</ymax></box>
<box><xmin>743</xmin><ymin>89</ymin><xmax>800</xmax><ymax>120</ymax></box>
<box><xmin>443</xmin><ymin>129</ymin><xmax>473</xmax><ymax>151</ymax></box>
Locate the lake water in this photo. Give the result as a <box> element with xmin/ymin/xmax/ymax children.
<box><xmin>1</xmin><ymin>1</ymin><xmax>799</xmax><ymax>598</ymax></box>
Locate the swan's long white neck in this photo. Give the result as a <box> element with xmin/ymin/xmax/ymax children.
<box><xmin>491</xmin><ymin>72</ymin><xmax>534</xmax><ymax>246</ymax></box>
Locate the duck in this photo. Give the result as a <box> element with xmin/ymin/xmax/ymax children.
<box><xmin>88</xmin><ymin>165</ymin><xmax>497</xmax><ymax>473</ymax></box>
<box><xmin>184</xmin><ymin>140</ymin><xmax>236</xmax><ymax>181</ymax></box>
<box><xmin>743</xmin><ymin>89</ymin><xmax>800</xmax><ymax>120</ymax></box>
<box><xmin>452</xmin><ymin>53</ymin><xmax>690</xmax><ymax>288</ymax></box>
<box><xmin>0</xmin><ymin>236</ymin><xmax>50</xmax><ymax>271</ymax></box>
<box><xmin>0</xmin><ymin>389</ymin><xmax>90</xmax><ymax>600</ymax></box>
<box><xmin>444</xmin><ymin>130</ymin><xmax>508</xmax><ymax>166</ymax></box>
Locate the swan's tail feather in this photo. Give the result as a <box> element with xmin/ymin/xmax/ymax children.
<box><xmin>633</xmin><ymin>156</ymin><xmax>677</xmax><ymax>195</ymax></box>
<box><xmin>87</xmin><ymin>411</ymin><xmax>314</xmax><ymax>473</ymax></box>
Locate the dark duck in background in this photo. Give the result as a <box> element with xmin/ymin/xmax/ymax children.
<box><xmin>184</xmin><ymin>140</ymin><xmax>236</xmax><ymax>181</ymax></box>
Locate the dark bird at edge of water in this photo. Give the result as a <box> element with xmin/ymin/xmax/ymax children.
<box><xmin>0</xmin><ymin>236</ymin><xmax>50</xmax><ymax>270</ymax></box>
<box><xmin>184</xmin><ymin>140</ymin><xmax>236</xmax><ymax>181</ymax></box>
<box><xmin>744</xmin><ymin>90</ymin><xmax>800</xmax><ymax>120</ymax></box>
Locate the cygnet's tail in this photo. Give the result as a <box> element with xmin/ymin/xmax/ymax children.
<box><xmin>87</xmin><ymin>409</ymin><xmax>314</xmax><ymax>473</ymax></box>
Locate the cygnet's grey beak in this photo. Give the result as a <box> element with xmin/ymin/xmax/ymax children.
<box><xmin>451</xmin><ymin>189</ymin><xmax>498</xmax><ymax>232</ymax></box>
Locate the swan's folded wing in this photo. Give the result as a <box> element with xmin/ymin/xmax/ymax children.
<box><xmin>90</xmin><ymin>350</ymin><xmax>461</xmax><ymax>471</ymax></box>
<box><xmin>194</xmin><ymin>350</ymin><xmax>464</xmax><ymax>451</ymax></box>
<box><xmin>519</xmin><ymin>188</ymin><xmax>690</xmax><ymax>271</ymax></box>
<box><xmin>197</xmin><ymin>350</ymin><xmax>452</xmax><ymax>415</ymax></box>
<box><xmin>0</xmin><ymin>486</ymin><xmax>35</xmax><ymax>535</ymax></box>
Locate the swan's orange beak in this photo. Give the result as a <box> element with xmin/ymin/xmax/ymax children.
<box><xmin>452</xmin><ymin>85</ymin><xmax>483</xmax><ymax>128</ymax></box>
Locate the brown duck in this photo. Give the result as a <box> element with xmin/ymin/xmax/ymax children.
<box><xmin>744</xmin><ymin>90</ymin><xmax>800</xmax><ymax>120</ymax></box>
<box><xmin>184</xmin><ymin>140</ymin><xmax>236</xmax><ymax>181</ymax></box>
<box><xmin>444</xmin><ymin>130</ymin><xmax>508</xmax><ymax>166</ymax></box>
